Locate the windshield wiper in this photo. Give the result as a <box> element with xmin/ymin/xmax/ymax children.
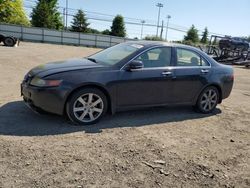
<box><xmin>87</xmin><ymin>57</ymin><xmax>97</xmax><ymax>63</ymax></box>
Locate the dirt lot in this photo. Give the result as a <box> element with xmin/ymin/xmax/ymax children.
<box><xmin>0</xmin><ymin>42</ymin><xmax>249</xmax><ymax>188</ymax></box>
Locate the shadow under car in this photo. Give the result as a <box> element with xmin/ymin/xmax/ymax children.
<box><xmin>0</xmin><ymin>101</ymin><xmax>221</xmax><ymax>136</ymax></box>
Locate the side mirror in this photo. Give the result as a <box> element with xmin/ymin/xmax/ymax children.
<box><xmin>127</xmin><ymin>60</ymin><xmax>144</xmax><ymax>71</ymax></box>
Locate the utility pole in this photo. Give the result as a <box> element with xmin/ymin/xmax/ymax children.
<box><xmin>160</xmin><ymin>20</ymin><xmax>164</xmax><ymax>40</ymax></box>
<box><xmin>65</xmin><ymin>0</ymin><xmax>68</xmax><ymax>30</ymax></box>
<box><xmin>140</xmin><ymin>20</ymin><xmax>145</xmax><ymax>39</ymax></box>
<box><xmin>63</xmin><ymin>8</ymin><xmax>66</xmax><ymax>30</ymax></box>
<box><xmin>156</xmin><ymin>3</ymin><xmax>163</xmax><ymax>37</ymax></box>
<box><xmin>165</xmin><ymin>15</ymin><xmax>171</xmax><ymax>41</ymax></box>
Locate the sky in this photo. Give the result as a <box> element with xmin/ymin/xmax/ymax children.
<box><xmin>24</xmin><ymin>0</ymin><xmax>250</xmax><ymax>40</ymax></box>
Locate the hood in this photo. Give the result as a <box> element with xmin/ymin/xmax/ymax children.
<box><xmin>29</xmin><ymin>58</ymin><xmax>105</xmax><ymax>77</ymax></box>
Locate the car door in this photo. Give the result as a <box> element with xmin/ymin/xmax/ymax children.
<box><xmin>116</xmin><ymin>47</ymin><xmax>175</xmax><ymax>107</ymax></box>
<box><xmin>171</xmin><ymin>47</ymin><xmax>211</xmax><ymax>104</ymax></box>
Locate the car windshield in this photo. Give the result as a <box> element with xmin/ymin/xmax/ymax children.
<box><xmin>88</xmin><ymin>43</ymin><xmax>143</xmax><ymax>65</ymax></box>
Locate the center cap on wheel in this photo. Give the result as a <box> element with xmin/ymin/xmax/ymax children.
<box><xmin>74</xmin><ymin>93</ymin><xmax>104</xmax><ymax>123</ymax></box>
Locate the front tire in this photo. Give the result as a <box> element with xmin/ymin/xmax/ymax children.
<box><xmin>196</xmin><ymin>86</ymin><xmax>219</xmax><ymax>114</ymax></box>
<box><xmin>66</xmin><ymin>88</ymin><xmax>108</xmax><ymax>125</ymax></box>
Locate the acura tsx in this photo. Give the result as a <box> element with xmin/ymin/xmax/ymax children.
<box><xmin>21</xmin><ymin>41</ymin><xmax>234</xmax><ymax>125</ymax></box>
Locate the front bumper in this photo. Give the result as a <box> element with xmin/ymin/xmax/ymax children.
<box><xmin>21</xmin><ymin>83</ymin><xmax>65</xmax><ymax>115</ymax></box>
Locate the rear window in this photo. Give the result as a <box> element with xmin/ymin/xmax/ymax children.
<box><xmin>176</xmin><ymin>48</ymin><xmax>209</xmax><ymax>66</ymax></box>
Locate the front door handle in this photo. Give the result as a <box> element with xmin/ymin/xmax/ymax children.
<box><xmin>201</xmin><ymin>69</ymin><xmax>209</xmax><ymax>74</ymax></box>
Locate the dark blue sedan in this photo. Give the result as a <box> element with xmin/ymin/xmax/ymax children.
<box><xmin>21</xmin><ymin>41</ymin><xmax>234</xmax><ymax>125</ymax></box>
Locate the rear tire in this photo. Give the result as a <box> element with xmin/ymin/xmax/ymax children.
<box><xmin>196</xmin><ymin>86</ymin><xmax>219</xmax><ymax>114</ymax></box>
<box><xmin>66</xmin><ymin>88</ymin><xmax>108</xmax><ymax>125</ymax></box>
<box><xmin>3</xmin><ymin>37</ymin><xmax>15</xmax><ymax>47</ymax></box>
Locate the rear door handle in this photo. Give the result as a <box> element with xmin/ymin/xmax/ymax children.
<box><xmin>162</xmin><ymin>71</ymin><xmax>173</xmax><ymax>76</ymax></box>
<box><xmin>201</xmin><ymin>69</ymin><xmax>209</xmax><ymax>74</ymax></box>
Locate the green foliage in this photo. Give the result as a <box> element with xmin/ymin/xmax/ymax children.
<box><xmin>87</xmin><ymin>28</ymin><xmax>101</xmax><ymax>34</ymax></box>
<box><xmin>246</xmin><ymin>36</ymin><xmax>250</xmax><ymax>42</ymax></box>
<box><xmin>111</xmin><ymin>15</ymin><xmax>126</xmax><ymax>37</ymax></box>
<box><xmin>144</xmin><ymin>35</ymin><xmax>163</xmax><ymax>41</ymax></box>
<box><xmin>200</xmin><ymin>27</ymin><xmax>209</xmax><ymax>44</ymax></box>
<box><xmin>0</xmin><ymin>0</ymin><xmax>30</xmax><ymax>26</ymax></box>
<box><xmin>184</xmin><ymin>25</ymin><xmax>199</xmax><ymax>43</ymax></box>
<box><xmin>102</xmin><ymin>29</ymin><xmax>110</xmax><ymax>35</ymax></box>
<box><xmin>182</xmin><ymin>40</ymin><xmax>196</xmax><ymax>46</ymax></box>
<box><xmin>172</xmin><ymin>40</ymin><xmax>183</xmax><ymax>44</ymax></box>
<box><xmin>71</xmin><ymin>9</ymin><xmax>89</xmax><ymax>32</ymax></box>
<box><xmin>31</xmin><ymin>0</ymin><xmax>63</xmax><ymax>30</ymax></box>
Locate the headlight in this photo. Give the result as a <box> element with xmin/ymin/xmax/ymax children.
<box><xmin>30</xmin><ymin>77</ymin><xmax>62</xmax><ymax>87</ymax></box>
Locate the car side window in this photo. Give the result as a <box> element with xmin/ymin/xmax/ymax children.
<box><xmin>176</xmin><ymin>48</ymin><xmax>208</xmax><ymax>66</ymax></box>
<box><xmin>135</xmin><ymin>47</ymin><xmax>172</xmax><ymax>68</ymax></box>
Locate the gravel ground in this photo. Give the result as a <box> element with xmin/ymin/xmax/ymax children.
<box><xmin>0</xmin><ymin>42</ymin><xmax>249</xmax><ymax>188</ymax></box>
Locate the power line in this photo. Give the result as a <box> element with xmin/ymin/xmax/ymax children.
<box><xmin>23</xmin><ymin>0</ymin><xmax>226</xmax><ymax>37</ymax></box>
<box><xmin>24</xmin><ymin>0</ymin><xmax>158</xmax><ymax>24</ymax></box>
<box><xmin>23</xmin><ymin>4</ymin><xmax>188</xmax><ymax>33</ymax></box>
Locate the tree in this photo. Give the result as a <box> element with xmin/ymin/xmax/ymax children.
<box><xmin>144</xmin><ymin>35</ymin><xmax>163</xmax><ymax>41</ymax></box>
<box><xmin>246</xmin><ymin>36</ymin><xmax>250</xmax><ymax>42</ymax></box>
<box><xmin>71</xmin><ymin>9</ymin><xmax>89</xmax><ymax>32</ymax></box>
<box><xmin>87</xmin><ymin>28</ymin><xmax>101</xmax><ymax>34</ymax></box>
<box><xmin>111</xmin><ymin>15</ymin><xmax>126</xmax><ymax>37</ymax></box>
<box><xmin>184</xmin><ymin>25</ymin><xmax>199</xmax><ymax>43</ymax></box>
<box><xmin>0</xmin><ymin>0</ymin><xmax>29</xmax><ymax>26</ymax></box>
<box><xmin>200</xmin><ymin>27</ymin><xmax>209</xmax><ymax>44</ymax></box>
<box><xmin>102</xmin><ymin>29</ymin><xmax>110</xmax><ymax>35</ymax></box>
<box><xmin>31</xmin><ymin>0</ymin><xmax>63</xmax><ymax>30</ymax></box>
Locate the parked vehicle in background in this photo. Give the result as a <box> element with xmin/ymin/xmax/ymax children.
<box><xmin>0</xmin><ymin>33</ymin><xmax>19</xmax><ymax>47</ymax></box>
<box><xmin>219</xmin><ymin>37</ymin><xmax>249</xmax><ymax>51</ymax></box>
<box><xmin>205</xmin><ymin>35</ymin><xmax>250</xmax><ymax>63</ymax></box>
<box><xmin>21</xmin><ymin>41</ymin><xmax>234</xmax><ymax>125</ymax></box>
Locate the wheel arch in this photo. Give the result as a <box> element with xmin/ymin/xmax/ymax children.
<box><xmin>64</xmin><ymin>84</ymin><xmax>113</xmax><ymax>115</ymax></box>
<box><xmin>210</xmin><ymin>84</ymin><xmax>222</xmax><ymax>103</ymax></box>
<box><xmin>195</xmin><ymin>83</ymin><xmax>223</xmax><ymax>104</ymax></box>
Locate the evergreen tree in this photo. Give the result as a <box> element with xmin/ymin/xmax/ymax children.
<box><xmin>71</xmin><ymin>9</ymin><xmax>89</xmax><ymax>32</ymax></box>
<box><xmin>111</xmin><ymin>15</ymin><xmax>126</xmax><ymax>37</ymax></box>
<box><xmin>31</xmin><ymin>0</ymin><xmax>63</xmax><ymax>30</ymax></box>
<box><xmin>200</xmin><ymin>27</ymin><xmax>209</xmax><ymax>44</ymax></box>
<box><xmin>184</xmin><ymin>25</ymin><xmax>199</xmax><ymax>43</ymax></box>
<box><xmin>0</xmin><ymin>0</ymin><xmax>29</xmax><ymax>26</ymax></box>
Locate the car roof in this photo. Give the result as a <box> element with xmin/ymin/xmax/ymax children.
<box><xmin>125</xmin><ymin>40</ymin><xmax>198</xmax><ymax>51</ymax></box>
<box><xmin>124</xmin><ymin>40</ymin><xmax>219</xmax><ymax>67</ymax></box>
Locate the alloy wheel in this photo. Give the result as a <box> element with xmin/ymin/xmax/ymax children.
<box><xmin>73</xmin><ymin>93</ymin><xmax>104</xmax><ymax>123</ymax></box>
<box><xmin>200</xmin><ymin>89</ymin><xmax>218</xmax><ymax>112</ymax></box>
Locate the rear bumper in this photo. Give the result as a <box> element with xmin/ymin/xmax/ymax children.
<box><xmin>221</xmin><ymin>78</ymin><xmax>234</xmax><ymax>100</ymax></box>
<box><xmin>21</xmin><ymin>83</ymin><xmax>65</xmax><ymax>115</ymax></box>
